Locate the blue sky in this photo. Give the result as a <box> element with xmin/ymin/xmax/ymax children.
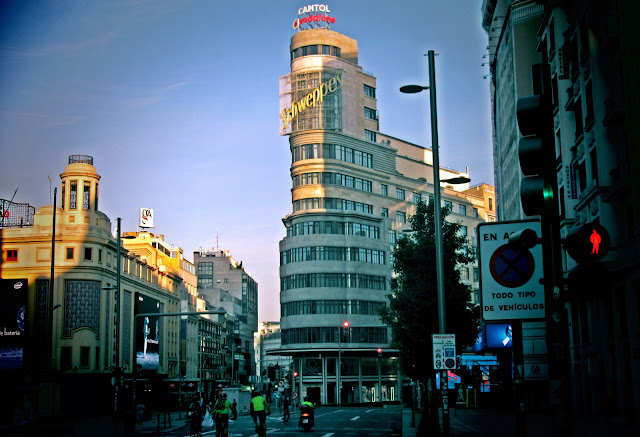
<box><xmin>0</xmin><ymin>0</ymin><xmax>492</xmax><ymax>321</ymax></box>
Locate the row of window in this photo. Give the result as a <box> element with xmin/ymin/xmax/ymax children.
<box><xmin>281</xmin><ymin>299</ymin><xmax>386</xmax><ymax>317</ymax></box>
<box><xmin>293</xmin><ymin>172</ymin><xmax>373</xmax><ymax>192</ymax></box>
<box><xmin>281</xmin><ymin>246</ymin><xmax>385</xmax><ymax>265</ymax></box>
<box><xmin>291</xmin><ymin>44</ymin><xmax>341</xmax><ymax>60</ymax></box>
<box><xmin>281</xmin><ymin>273</ymin><xmax>387</xmax><ymax>291</ymax></box>
<box><xmin>282</xmin><ymin>326</ymin><xmax>387</xmax><ymax>345</ymax></box>
<box><xmin>292</xmin><ymin>144</ymin><xmax>373</xmax><ymax>168</ymax></box>
<box><xmin>286</xmin><ymin>221</ymin><xmax>380</xmax><ymax>239</ymax></box>
<box><xmin>364</xmin><ymin>84</ymin><xmax>376</xmax><ymax>98</ymax></box>
<box><xmin>62</xmin><ymin>180</ymin><xmax>98</xmax><ymax>212</ymax></box>
<box><xmin>364</xmin><ymin>106</ymin><xmax>377</xmax><ymax>120</ymax></box>
<box><xmin>198</xmin><ymin>277</ymin><xmax>230</xmax><ymax>287</ymax></box>
<box><xmin>294</xmin><ymin>198</ymin><xmax>374</xmax><ymax>214</ymax></box>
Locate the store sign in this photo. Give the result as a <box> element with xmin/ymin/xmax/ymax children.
<box><xmin>281</xmin><ymin>72</ymin><xmax>342</xmax><ymax>131</ymax></box>
<box><xmin>293</xmin><ymin>4</ymin><xmax>335</xmax><ymax>30</ymax></box>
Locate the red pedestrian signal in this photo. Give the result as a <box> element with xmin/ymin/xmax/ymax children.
<box><xmin>293</xmin><ymin>371</ymin><xmax>298</xmax><ymax>377</ymax></box>
<box><xmin>564</xmin><ymin>223</ymin><xmax>610</xmax><ymax>263</ymax></box>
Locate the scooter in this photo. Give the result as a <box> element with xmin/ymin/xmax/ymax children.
<box><xmin>299</xmin><ymin>404</ymin><xmax>314</xmax><ymax>431</ymax></box>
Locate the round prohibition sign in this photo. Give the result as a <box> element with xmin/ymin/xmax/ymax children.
<box><xmin>489</xmin><ymin>244</ymin><xmax>535</xmax><ymax>288</ymax></box>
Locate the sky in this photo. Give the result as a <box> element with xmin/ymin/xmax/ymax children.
<box><xmin>0</xmin><ymin>0</ymin><xmax>493</xmax><ymax>321</ymax></box>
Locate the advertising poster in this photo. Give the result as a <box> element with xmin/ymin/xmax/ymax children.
<box><xmin>134</xmin><ymin>293</ymin><xmax>160</xmax><ymax>370</ymax></box>
<box><xmin>0</xmin><ymin>279</ymin><xmax>27</xmax><ymax>369</ymax></box>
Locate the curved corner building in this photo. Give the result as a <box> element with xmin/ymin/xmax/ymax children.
<box><xmin>278</xmin><ymin>19</ymin><xmax>494</xmax><ymax>405</ymax></box>
<box><xmin>278</xmin><ymin>26</ymin><xmax>397</xmax><ymax>406</ymax></box>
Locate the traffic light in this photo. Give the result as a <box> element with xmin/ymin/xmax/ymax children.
<box><xmin>564</xmin><ymin>222</ymin><xmax>610</xmax><ymax>263</ymax></box>
<box><xmin>293</xmin><ymin>371</ymin><xmax>298</xmax><ymax>378</ymax></box>
<box><xmin>377</xmin><ymin>348</ymin><xmax>382</xmax><ymax>357</ymax></box>
<box><xmin>516</xmin><ymin>94</ymin><xmax>555</xmax><ymax>216</ymax></box>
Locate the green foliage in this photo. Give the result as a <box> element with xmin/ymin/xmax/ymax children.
<box><xmin>379</xmin><ymin>200</ymin><xmax>479</xmax><ymax>382</ymax></box>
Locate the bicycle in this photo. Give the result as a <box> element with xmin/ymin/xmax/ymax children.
<box><xmin>215</xmin><ymin>414</ymin><xmax>228</xmax><ymax>437</ymax></box>
<box><xmin>188</xmin><ymin>414</ymin><xmax>202</xmax><ymax>437</ymax></box>
<box><xmin>256</xmin><ymin>419</ymin><xmax>267</xmax><ymax>437</ymax></box>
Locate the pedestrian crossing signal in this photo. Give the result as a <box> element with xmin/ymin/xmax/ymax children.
<box><xmin>564</xmin><ymin>223</ymin><xmax>610</xmax><ymax>263</ymax></box>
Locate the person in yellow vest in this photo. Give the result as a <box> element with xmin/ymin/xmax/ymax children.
<box><xmin>250</xmin><ymin>390</ymin><xmax>271</xmax><ymax>433</ymax></box>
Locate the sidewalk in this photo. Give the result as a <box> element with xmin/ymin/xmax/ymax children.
<box><xmin>131</xmin><ymin>410</ymin><xmax>189</xmax><ymax>435</ymax></box>
<box><xmin>401</xmin><ymin>407</ymin><xmax>640</xmax><ymax>437</ymax></box>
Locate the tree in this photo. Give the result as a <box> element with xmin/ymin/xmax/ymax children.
<box><xmin>380</xmin><ymin>200</ymin><xmax>479</xmax><ymax>381</ymax></box>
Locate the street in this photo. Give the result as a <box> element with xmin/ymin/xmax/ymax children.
<box><xmin>161</xmin><ymin>406</ymin><xmax>402</xmax><ymax>437</ymax></box>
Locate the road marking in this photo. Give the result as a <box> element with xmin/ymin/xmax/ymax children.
<box><xmin>366</xmin><ymin>409</ymin><xmax>377</xmax><ymax>412</ymax></box>
<box><xmin>350</xmin><ymin>415</ymin><xmax>360</xmax><ymax>421</ymax></box>
<box><xmin>322</xmin><ymin>434</ymin><xmax>335</xmax><ymax>437</ymax></box>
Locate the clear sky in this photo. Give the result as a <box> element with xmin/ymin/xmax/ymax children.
<box><xmin>0</xmin><ymin>0</ymin><xmax>493</xmax><ymax>321</ymax></box>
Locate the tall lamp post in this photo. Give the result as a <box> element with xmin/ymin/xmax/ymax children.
<box><xmin>337</xmin><ymin>320</ymin><xmax>349</xmax><ymax>407</ymax></box>
<box><xmin>101</xmin><ymin>218</ymin><xmax>123</xmax><ymax>415</ymax></box>
<box><xmin>400</xmin><ymin>50</ymin><xmax>451</xmax><ymax>436</ymax></box>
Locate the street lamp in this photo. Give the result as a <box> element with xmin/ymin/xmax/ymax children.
<box><xmin>337</xmin><ymin>320</ymin><xmax>349</xmax><ymax>407</ymax></box>
<box><xmin>400</xmin><ymin>50</ymin><xmax>451</xmax><ymax>436</ymax></box>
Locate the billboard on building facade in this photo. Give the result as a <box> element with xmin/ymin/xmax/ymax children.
<box><xmin>135</xmin><ymin>293</ymin><xmax>160</xmax><ymax>370</ymax></box>
<box><xmin>0</xmin><ymin>279</ymin><xmax>27</xmax><ymax>369</ymax></box>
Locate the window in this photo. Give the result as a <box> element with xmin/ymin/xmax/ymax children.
<box><xmin>388</xmin><ymin>230</ymin><xmax>396</xmax><ymax>244</ymax></box>
<box><xmin>414</xmin><ymin>193</ymin><xmax>422</xmax><ymax>203</ymax></box>
<box><xmin>365</xmin><ymin>129</ymin><xmax>377</xmax><ymax>143</ymax></box>
<box><xmin>444</xmin><ymin>200</ymin><xmax>453</xmax><ymax>210</ymax></box>
<box><xmin>381</xmin><ymin>208</ymin><xmax>388</xmax><ymax>217</ymax></box>
<box><xmin>364</xmin><ymin>106</ymin><xmax>377</xmax><ymax>120</ymax></box>
<box><xmin>66</xmin><ymin>247</ymin><xmax>74</xmax><ymax>260</ymax></box>
<box><xmin>459</xmin><ymin>204</ymin><xmax>467</xmax><ymax>215</ymax></box>
<box><xmin>80</xmin><ymin>346</ymin><xmax>90</xmax><ymax>368</ymax></box>
<box><xmin>488</xmin><ymin>197</ymin><xmax>493</xmax><ymax>211</ymax></box>
<box><xmin>460</xmin><ymin>226</ymin><xmax>468</xmax><ymax>237</ymax></box>
<box><xmin>590</xmin><ymin>148</ymin><xmax>598</xmax><ymax>186</ymax></box>
<box><xmin>364</xmin><ymin>84</ymin><xmax>376</xmax><ymax>98</ymax></box>
<box><xmin>98</xmin><ymin>249</ymin><xmax>102</xmax><ymax>263</ymax></box>
<box><xmin>473</xmin><ymin>267</ymin><xmax>479</xmax><ymax>282</ymax></box>
<box><xmin>83</xmin><ymin>181</ymin><xmax>90</xmax><ymax>210</ymax></box>
<box><xmin>461</xmin><ymin>267</ymin><xmax>470</xmax><ymax>280</ymax></box>
<box><xmin>381</xmin><ymin>184</ymin><xmax>388</xmax><ymax>196</ymax></box>
<box><xmin>94</xmin><ymin>183</ymin><xmax>99</xmax><ymax>211</ymax></box>
<box><xmin>397</xmin><ymin>211</ymin><xmax>406</xmax><ymax>224</ymax></box>
<box><xmin>224</xmin><ymin>278</ymin><xmax>229</xmax><ymax>283</ymax></box>
<box><xmin>6</xmin><ymin>249</ymin><xmax>18</xmax><ymax>261</ymax></box>
<box><xmin>396</xmin><ymin>188</ymin><xmax>405</xmax><ymax>200</ymax></box>
<box><xmin>84</xmin><ymin>247</ymin><xmax>92</xmax><ymax>261</ymax></box>
<box><xmin>473</xmin><ymin>208</ymin><xmax>479</xmax><ymax>218</ymax></box>
<box><xmin>69</xmin><ymin>181</ymin><xmax>77</xmax><ymax>209</ymax></box>
<box><xmin>61</xmin><ymin>346</ymin><xmax>72</xmax><ymax>370</ymax></box>
<box><xmin>95</xmin><ymin>347</ymin><xmax>100</xmax><ymax>369</ymax></box>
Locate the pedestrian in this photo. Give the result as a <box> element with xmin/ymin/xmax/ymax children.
<box><xmin>231</xmin><ymin>399</ymin><xmax>238</xmax><ymax>420</ymax></box>
<box><xmin>136</xmin><ymin>403</ymin><xmax>145</xmax><ymax>425</ymax></box>
<box><xmin>282</xmin><ymin>396</ymin><xmax>290</xmax><ymax>424</ymax></box>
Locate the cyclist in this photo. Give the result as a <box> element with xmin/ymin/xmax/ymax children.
<box><xmin>213</xmin><ymin>393</ymin><xmax>232</xmax><ymax>437</ymax></box>
<box><xmin>250</xmin><ymin>390</ymin><xmax>271</xmax><ymax>434</ymax></box>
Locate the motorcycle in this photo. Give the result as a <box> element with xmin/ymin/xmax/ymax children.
<box><xmin>299</xmin><ymin>404</ymin><xmax>314</xmax><ymax>431</ymax></box>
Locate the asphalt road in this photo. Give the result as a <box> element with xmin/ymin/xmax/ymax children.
<box><xmin>165</xmin><ymin>406</ymin><xmax>402</xmax><ymax>437</ymax></box>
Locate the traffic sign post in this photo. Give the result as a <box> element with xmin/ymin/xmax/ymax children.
<box><xmin>477</xmin><ymin>220</ymin><xmax>545</xmax><ymax>321</ymax></box>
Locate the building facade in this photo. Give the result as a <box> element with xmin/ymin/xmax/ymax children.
<box><xmin>278</xmin><ymin>19</ymin><xmax>495</xmax><ymax>405</ymax></box>
<box><xmin>193</xmin><ymin>249</ymin><xmax>259</xmax><ymax>385</ymax></box>
<box><xmin>0</xmin><ymin>155</ymin><xmax>183</xmax><ymax>421</ymax></box>
<box><xmin>482</xmin><ymin>0</ymin><xmax>640</xmax><ymax>423</ymax></box>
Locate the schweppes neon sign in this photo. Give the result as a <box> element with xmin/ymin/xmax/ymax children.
<box><xmin>281</xmin><ymin>72</ymin><xmax>343</xmax><ymax>131</ymax></box>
